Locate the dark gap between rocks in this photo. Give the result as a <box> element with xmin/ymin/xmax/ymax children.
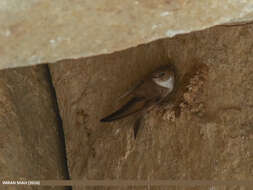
<box><xmin>46</xmin><ymin>64</ymin><xmax>72</xmax><ymax>190</ymax></box>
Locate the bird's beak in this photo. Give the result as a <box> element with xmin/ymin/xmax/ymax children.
<box><xmin>152</xmin><ymin>75</ymin><xmax>160</xmax><ymax>79</ymax></box>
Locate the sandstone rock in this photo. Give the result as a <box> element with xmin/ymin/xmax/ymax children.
<box><xmin>1</xmin><ymin>0</ymin><xmax>253</xmax><ymax>70</ymax></box>
<box><xmin>0</xmin><ymin>66</ymin><xmax>69</xmax><ymax>190</ymax></box>
<box><xmin>49</xmin><ymin>24</ymin><xmax>253</xmax><ymax>189</ymax></box>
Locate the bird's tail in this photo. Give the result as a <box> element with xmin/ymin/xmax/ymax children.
<box><xmin>133</xmin><ymin>116</ymin><xmax>143</xmax><ymax>139</ymax></box>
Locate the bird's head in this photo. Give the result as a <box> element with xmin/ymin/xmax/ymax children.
<box><xmin>152</xmin><ymin>65</ymin><xmax>175</xmax><ymax>92</ymax></box>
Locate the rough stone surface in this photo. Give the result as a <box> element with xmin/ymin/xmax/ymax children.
<box><xmin>0</xmin><ymin>66</ymin><xmax>69</xmax><ymax>190</ymax></box>
<box><xmin>1</xmin><ymin>0</ymin><xmax>253</xmax><ymax>70</ymax></box>
<box><xmin>50</xmin><ymin>24</ymin><xmax>253</xmax><ymax>190</ymax></box>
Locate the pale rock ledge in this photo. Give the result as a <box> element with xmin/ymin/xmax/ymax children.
<box><xmin>0</xmin><ymin>0</ymin><xmax>253</xmax><ymax>70</ymax></box>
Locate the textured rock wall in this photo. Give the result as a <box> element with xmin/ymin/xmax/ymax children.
<box><xmin>50</xmin><ymin>24</ymin><xmax>253</xmax><ymax>190</ymax></box>
<box><xmin>0</xmin><ymin>66</ymin><xmax>69</xmax><ymax>190</ymax></box>
<box><xmin>1</xmin><ymin>0</ymin><xmax>253</xmax><ymax>69</ymax></box>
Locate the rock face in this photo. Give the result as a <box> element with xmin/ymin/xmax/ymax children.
<box><xmin>0</xmin><ymin>66</ymin><xmax>69</xmax><ymax>190</ymax></box>
<box><xmin>1</xmin><ymin>0</ymin><xmax>253</xmax><ymax>70</ymax></box>
<box><xmin>50</xmin><ymin>24</ymin><xmax>253</xmax><ymax>189</ymax></box>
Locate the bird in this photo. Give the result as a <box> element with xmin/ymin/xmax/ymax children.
<box><xmin>100</xmin><ymin>65</ymin><xmax>175</xmax><ymax>138</ymax></box>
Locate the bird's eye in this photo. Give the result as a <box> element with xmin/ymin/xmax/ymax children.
<box><xmin>153</xmin><ymin>72</ymin><xmax>165</xmax><ymax>78</ymax></box>
<box><xmin>159</xmin><ymin>72</ymin><xmax>165</xmax><ymax>77</ymax></box>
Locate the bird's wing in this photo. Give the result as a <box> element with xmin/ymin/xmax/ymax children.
<box><xmin>100</xmin><ymin>96</ymin><xmax>149</xmax><ymax>122</ymax></box>
<box><xmin>117</xmin><ymin>80</ymin><xmax>144</xmax><ymax>102</ymax></box>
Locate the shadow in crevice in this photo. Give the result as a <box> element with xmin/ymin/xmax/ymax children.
<box><xmin>46</xmin><ymin>65</ymin><xmax>72</xmax><ymax>190</ymax></box>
